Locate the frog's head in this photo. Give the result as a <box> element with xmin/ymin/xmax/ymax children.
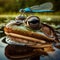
<box><xmin>24</xmin><ymin>16</ymin><xmax>41</xmax><ymax>29</ymax></box>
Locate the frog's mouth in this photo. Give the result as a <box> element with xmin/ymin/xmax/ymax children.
<box><xmin>5</xmin><ymin>31</ymin><xmax>54</xmax><ymax>49</ymax></box>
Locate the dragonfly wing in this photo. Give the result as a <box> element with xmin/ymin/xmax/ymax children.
<box><xmin>31</xmin><ymin>5</ymin><xmax>40</xmax><ymax>10</ymax></box>
<box><xmin>31</xmin><ymin>2</ymin><xmax>53</xmax><ymax>10</ymax></box>
<box><xmin>39</xmin><ymin>2</ymin><xmax>53</xmax><ymax>10</ymax></box>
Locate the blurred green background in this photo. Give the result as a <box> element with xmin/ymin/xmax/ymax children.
<box><xmin>0</xmin><ymin>0</ymin><xmax>60</xmax><ymax>30</ymax></box>
<box><xmin>0</xmin><ymin>0</ymin><xmax>60</xmax><ymax>13</ymax></box>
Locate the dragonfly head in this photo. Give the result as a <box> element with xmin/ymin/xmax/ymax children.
<box><xmin>19</xmin><ymin>9</ymin><xmax>25</xmax><ymax>13</ymax></box>
<box><xmin>25</xmin><ymin>16</ymin><xmax>41</xmax><ymax>29</ymax></box>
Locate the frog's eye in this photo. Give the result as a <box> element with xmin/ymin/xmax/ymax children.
<box><xmin>26</xmin><ymin>16</ymin><xmax>40</xmax><ymax>29</ymax></box>
<box><xmin>28</xmin><ymin>19</ymin><xmax>40</xmax><ymax>24</ymax></box>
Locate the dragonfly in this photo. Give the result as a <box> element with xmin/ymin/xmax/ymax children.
<box><xmin>19</xmin><ymin>2</ymin><xmax>54</xmax><ymax>13</ymax></box>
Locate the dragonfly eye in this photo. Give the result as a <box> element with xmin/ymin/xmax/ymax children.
<box><xmin>26</xmin><ymin>16</ymin><xmax>40</xmax><ymax>29</ymax></box>
<box><xmin>19</xmin><ymin>9</ymin><xmax>25</xmax><ymax>13</ymax></box>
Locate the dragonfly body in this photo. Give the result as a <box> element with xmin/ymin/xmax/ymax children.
<box><xmin>24</xmin><ymin>8</ymin><xmax>53</xmax><ymax>12</ymax></box>
<box><xmin>19</xmin><ymin>2</ymin><xmax>54</xmax><ymax>13</ymax></box>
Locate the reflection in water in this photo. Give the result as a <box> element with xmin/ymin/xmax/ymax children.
<box><xmin>0</xmin><ymin>43</ymin><xmax>60</xmax><ymax>60</ymax></box>
<box><xmin>5</xmin><ymin>45</ymin><xmax>40</xmax><ymax>60</ymax></box>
